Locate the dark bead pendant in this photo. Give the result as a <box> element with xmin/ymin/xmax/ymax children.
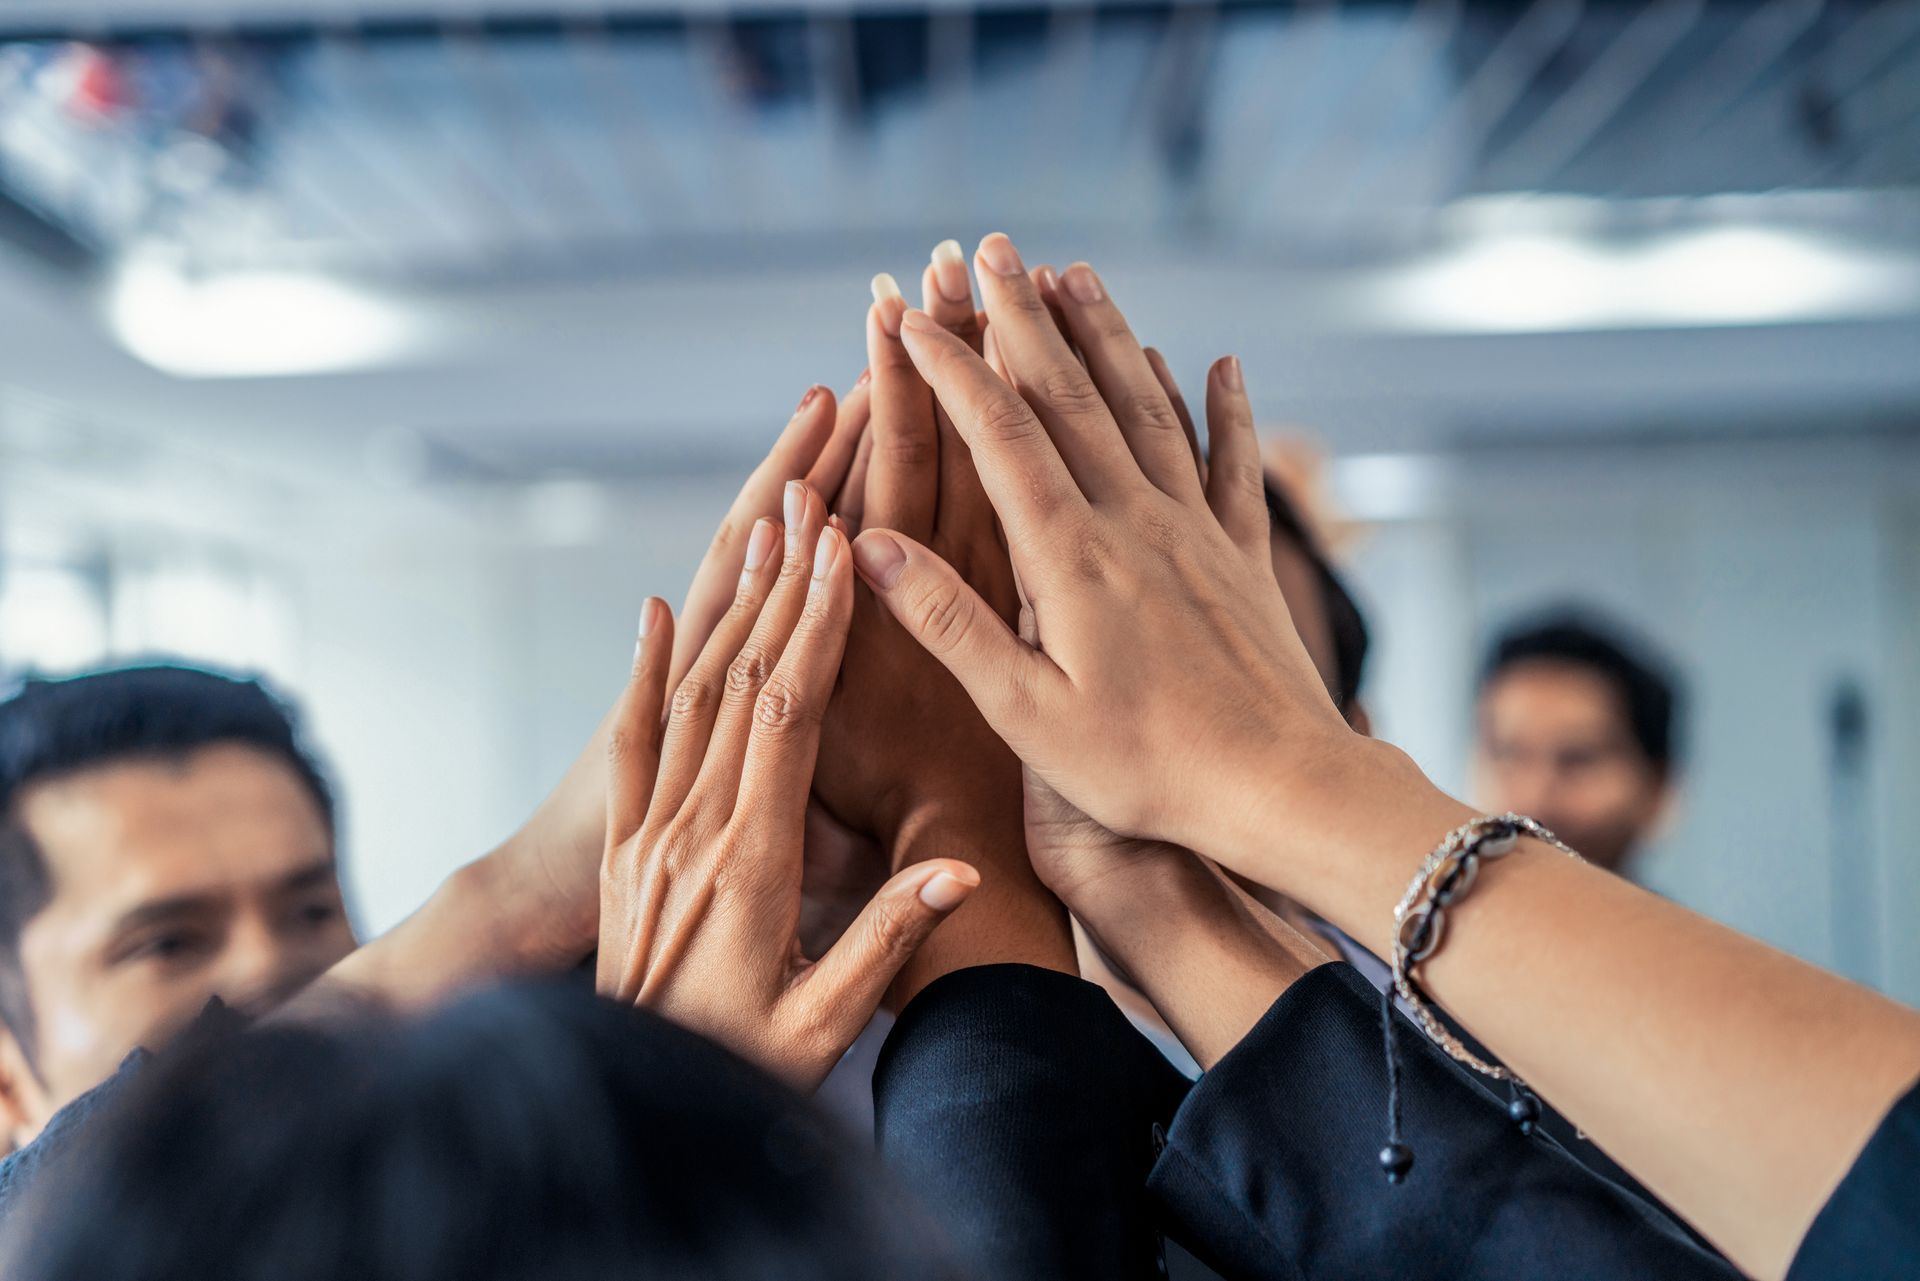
<box><xmin>1508</xmin><ymin>1090</ymin><xmax>1541</xmax><ymax>1136</ymax></box>
<box><xmin>1379</xmin><ymin>1142</ymin><xmax>1414</xmax><ymax>1184</ymax></box>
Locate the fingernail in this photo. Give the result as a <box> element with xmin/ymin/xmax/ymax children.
<box><xmin>871</xmin><ymin>273</ymin><xmax>906</xmax><ymax>337</ymax></box>
<box><xmin>931</xmin><ymin>239</ymin><xmax>971</xmax><ymax>302</ymax></box>
<box><xmin>1032</xmin><ymin>264</ymin><xmax>1061</xmax><ymax>300</ymax></box>
<box><xmin>850</xmin><ymin>531</ymin><xmax>908</xmax><ymax>590</ymax></box>
<box><xmin>919</xmin><ymin>872</ymin><xmax>976</xmax><ymax>912</ymax></box>
<box><xmin>812</xmin><ymin>526</ymin><xmax>841</xmax><ymax>580</ymax></box>
<box><xmin>977</xmin><ymin>232</ymin><xmax>1023</xmax><ymax>278</ymax></box>
<box><xmin>744</xmin><ymin>518</ymin><xmax>778</xmax><ymax>572</ymax></box>
<box><xmin>1218</xmin><ymin>355</ymin><xmax>1244</xmax><ymax>392</ymax></box>
<box><xmin>784</xmin><ymin>481</ymin><xmax>804</xmax><ymax>531</ymax></box>
<box><xmin>1062</xmin><ymin>262</ymin><xmax>1104</xmax><ymax>304</ymax></box>
<box><xmin>856</xmin><ymin>367</ymin><xmax>872</xmax><ymax>387</ymax></box>
<box><xmin>796</xmin><ymin>384</ymin><xmax>822</xmax><ymax>414</ymax></box>
<box><xmin>899</xmin><ymin>308</ymin><xmax>941</xmax><ymax>336</ymax></box>
<box><xmin>637</xmin><ymin>597</ymin><xmax>658</xmax><ymax>638</ymax></box>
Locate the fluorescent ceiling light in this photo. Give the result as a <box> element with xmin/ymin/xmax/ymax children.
<box><xmin>1370</xmin><ymin>224</ymin><xmax>1920</xmax><ymax>334</ymax></box>
<box><xmin>104</xmin><ymin>255</ymin><xmax>417</xmax><ymax>378</ymax></box>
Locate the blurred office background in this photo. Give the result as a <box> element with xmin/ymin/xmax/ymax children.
<box><xmin>0</xmin><ymin>0</ymin><xmax>1917</xmax><ymax>999</ymax></box>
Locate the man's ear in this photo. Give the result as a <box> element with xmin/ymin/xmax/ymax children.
<box><xmin>0</xmin><ymin>1025</ymin><xmax>50</xmax><ymax>1154</ymax></box>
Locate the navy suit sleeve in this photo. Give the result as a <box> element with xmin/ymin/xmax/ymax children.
<box><xmin>873</xmin><ymin>963</ymin><xmax>1192</xmax><ymax>1281</ymax></box>
<box><xmin>1787</xmin><ymin>1076</ymin><xmax>1920</xmax><ymax>1281</ymax></box>
<box><xmin>1148</xmin><ymin>962</ymin><xmax>1739</xmax><ymax>1281</ymax></box>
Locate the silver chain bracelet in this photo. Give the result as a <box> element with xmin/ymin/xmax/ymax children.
<box><xmin>1375</xmin><ymin>813</ymin><xmax>1582</xmax><ymax>1184</ymax></box>
<box><xmin>1390</xmin><ymin>813</ymin><xmax>1581</xmax><ymax>1080</ymax></box>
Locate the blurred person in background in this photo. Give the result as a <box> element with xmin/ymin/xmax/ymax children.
<box><xmin>1472</xmin><ymin>611</ymin><xmax>1681</xmax><ymax>879</ymax></box>
<box><xmin>1</xmin><ymin>984</ymin><xmax>965</xmax><ymax>1281</ymax></box>
<box><xmin>0</xmin><ymin>666</ymin><xmax>355</xmax><ymax>1154</ymax></box>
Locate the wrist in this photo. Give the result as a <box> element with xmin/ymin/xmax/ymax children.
<box><xmin>1207</xmin><ymin>733</ymin><xmax>1478</xmax><ymax>957</ymax></box>
<box><xmin>471</xmin><ymin>830</ymin><xmax>601</xmax><ymax>973</ymax></box>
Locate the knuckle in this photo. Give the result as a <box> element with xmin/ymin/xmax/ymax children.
<box><xmin>726</xmin><ymin>648</ymin><xmax>775</xmax><ymax>700</ymax></box>
<box><xmin>606</xmin><ymin>726</ymin><xmax>644</xmax><ymax>769</ymax></box>
<box><xmin>877</xmin><ymin>424</ymin><xmax>935</xmax><ymax>470</ymax></box>
<box><xmin>669</xmin><ymin>674</ymin><xmax>718</xmax><ymax>723</ymax></box>
<box><xmin>1123</xmin><ymin>392</ymin><xmax>1183</xmax><ymax>438</ymax></box>
<box><xmin>1037</xmin><ymin>368</ymin><xmax>1106</xmax><ymax>419</ymax></box>
<box><xmin>754</xmin><ymin>676</ymin><xmax>820</xmax><ymax>735</ymax></box>
<box><xmin>908</xmin><ymin>582</ymin><xmax>973</xmax><ymax>655</ymax></box>
<box><xmin>973</xmin><ymin>393</ymin><xmax>1041</xmax><ymax>446</ymax></box>
<box><xmin>866</xmin><ymin>893</ymin><xmax>922</xmax><ymax>955</ymax></box>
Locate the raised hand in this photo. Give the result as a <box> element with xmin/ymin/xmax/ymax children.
<box><xmin>468</xmin><ymin>382</ymin><xmax>870</xmax><ymax>977</ymax></box>
<box><xmin>850</xmin><ymin>235</ymin><xmax>1357</xmax><ymax>876</ymax></box>
<box><xmin>596</xmin><ymin>486</ymin><xmax>978</xmax><ymax>1090</ymax></box>
<box><xmin>807</xmin><ymin>244</ymin><xmax>1074</xmax><ymax>1001</ymax></box>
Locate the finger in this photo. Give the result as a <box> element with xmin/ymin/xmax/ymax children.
<box><xmin>606</xmin><ymin>597</ymin><xmax>675</xmax><ymax>844</ymax></box>
<box><xmin>795</xmin><ymin>859</ymin><xmax>980</xmax><ymax>1050</ymax></box>
<box><xmin>981</xmin><ymin>320</ymin><xmax>1007</xmax><ymax>382</ymax></box>
<box><xmin>849</xmin><ymin>529</ymin><xmax>1064</xmax><ymax>749</ymax></box>
<box><xmin>696</xmin><ymin>483</ymin><xmax>832</xmax><ymax>811</ymax></box>
<box><xmin>922</xmin><ymin>240</ymin><xmax>982</xmax><ymax>352</ymax></box>
<box><xmin>734</xmin><ymin>523</ymin><xmax>854</xmax><ymax>850</ymax></box>
<box><xmin>805</xmin><ymin>379</ymin><xmax>867</xmax><ymax>498</ymax></box>
<box><xmin>836</xmin><ymin>415</ymin><xmax>875</xmax><ymax>532</ymax></box>
<box><xmin>972</xmin><ymin>233</ymin><xmax>1139</xmax><ymax>500</ymax></box>
<box><xmin>897</xmin><ymin>308</ymin><xmax>1090</xmax><ymax>558</ymax></box>
<box><xmin>1053</xmin><ymin>262</ymin><xmax>1207</xmax><ymax>506</ymax></box>
<box><xmin>863</xmin><ymin>276</ymin><xmax>939</xmax><ymax>542</ymax></box>
<box><xmin>1145</xmin><ymin>346</ymin><xmax>1205</xmax><ymax>485</ymax></box>
<box><xmin>674</xmin><ymin>387</ymin><xmax>837</xmax><ymax>688</ymax></box>
<box><xmin>1030</xmin><ymin>264</ymin><xmax>1074</xmax><ymax>350</ymax></box>
<box><xmin>1203</xmin><ymin>355</ymin><xmax>1270</xmax><ymax>558</ymax></box>
<box><xmin>651</xmin><ymin>516</ymin><xmax>785</xmax><ymax>820</ymax></box>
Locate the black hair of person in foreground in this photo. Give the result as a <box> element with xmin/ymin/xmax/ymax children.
<box><xmin>0</xmin><ymin>982</ymin><xmax>966</xmax><ymax>1281</ymax></box>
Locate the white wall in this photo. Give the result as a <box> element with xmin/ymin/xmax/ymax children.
<box><xmin>1345</xmin><ymin>431</ymin><xmax>1920</xmax><ymax>1002</ymax></box>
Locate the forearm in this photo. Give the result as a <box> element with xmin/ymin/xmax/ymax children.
<box><xmin>284</xmin><ymin>836</ymin><xmax>596</xmax><ymax>1019</ymax></box>
<box><xmin>886</xmin><ymin>801</ymin><xmax>1075</xmax><ymax>1007</ymax></box>
<box><xmin>1214</xmin><ymin>735</ymin><xmax>1920</xmax><ymax>1280</ymax></box>
<box><xmin>1069</xmin><ymin>851</ymin><xmax>1324</xmax><ymax>1069</ymax></box>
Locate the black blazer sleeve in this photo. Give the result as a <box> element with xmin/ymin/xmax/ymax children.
<box><xmin>1787</xmin><ymin>1075</ymin><xmax>1920</xmax><ymax>1281</ymax></box>
<box><xmin>873</xmin><ymin>963</ymin><xmax>1192</xmax><ymax>1281</ymax></box>
<box><xmin>1148</xmin><ymin>962</ymin><xmax>1740</xmax><ymax>1281</ymax></box>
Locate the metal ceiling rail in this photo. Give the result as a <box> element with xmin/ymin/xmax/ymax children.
<box><xmin>1610</xmin><ymin>0</ymin><xmax>1827</xmax><ymax>198</ymax></box>
<box><xmin>1491</xmin><ymin>0</ymin><xmax>1706</xmax><ymax>188</ymax></box>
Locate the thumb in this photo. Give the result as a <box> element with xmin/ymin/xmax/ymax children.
<box><xmin>796</xmin><ymin>860</ymin><xmax>980</xmax><ymax>1048</ymax></box>
<box><xmin>849</xmin><ymin>529</ymin><xmax>1059</xmax><ymax>735</ymax></box>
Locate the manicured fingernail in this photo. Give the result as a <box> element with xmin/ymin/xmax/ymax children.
<box><xmin>1032</xmin><ymin>264</ymin><xmax>1061</xmax><ymax>300</ymax></box>
<box><xmin>856</xmin><ymin>367</ymin><xmax>872</xmax><ymax>387</ymax></box>
<box><xmin>1062</xmin><ymin>262</ymin><xmax>1104</xmax><ymax>304</ymax></box>
<box><xmin>1218</xmin><ymin>355</ymin><xmax>1244</xmax><ymax>392</ymax></box>
<box><xmin>744</xmin><ymin>518</ymin><xmax>778</xmax><ymax>572</ymax></box>
<box><xmin>977</xmin><ymin>232</ymin><xmax>1023</xmax><ymax>277</ymax></box>
<box><xmin>783</xmin><ymin>481</ymin><xmax>804</xmax><ymax>531</ymax></box>
<box><xmin>637</xmin><ymin>597</ymin><xmax>658</xmax><ymax>638</ymax></box>
<box><xmin>919</xmin><ymin>871</ymin><xmax>976</xmax><ymax>911</ymax></box>
<box><xmin>899</xmin><ymin>308</ymin><xmax>941</xmax><ymax>336</ymax></box>
<box><xmin>796</xmin><ymin>384</ymin><xmax>823</xmax><ymax>414</ymax></box>
<box><xmin>931</xmin><ymin>239</ymin><xmax>971</xmax><ymax>303</ymax></box>
<box><xmin>871</xmin><ymin>273</ymin><xmax>906</xmax><ymax>337</ymax></box>
<box><xmin>812</xmin><ymin>526</ymin><xmax>841</xmax><ymax>580</ymax></box>
<box><xmin>851</xmin><ymin>531</ymin><xmax>908</xmax><ymax>590</ymax></box>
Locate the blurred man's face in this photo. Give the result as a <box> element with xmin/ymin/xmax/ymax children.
<box><xmin>0</xmin><ymin>745</ymin><xmax>353</xmax><ymax>1147</ymax></box>
<box><xmin>1473</xmin><ymin>661</ymin><xmax>1668</xmax><ymax>874</ymax></box>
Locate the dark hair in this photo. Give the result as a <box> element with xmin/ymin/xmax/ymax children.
<box><xmin>1262</xmin><ymin>478</ymin><xmax>1369</xmax><ymax>713</ymax></box>
<box><xmin>2</xmin><ymin>982</ymin><xmax>966</xmax><ymax>1281</ymax></box>
<box><xmin>1478</xmin><ymin>611</ymin><xmax>1681</xmax><ymax>772</ymax></box>
<box><xmin>0</xmin><ymin>664</ymin><xmax>333</xmax><ymax>1058</ymax></box>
